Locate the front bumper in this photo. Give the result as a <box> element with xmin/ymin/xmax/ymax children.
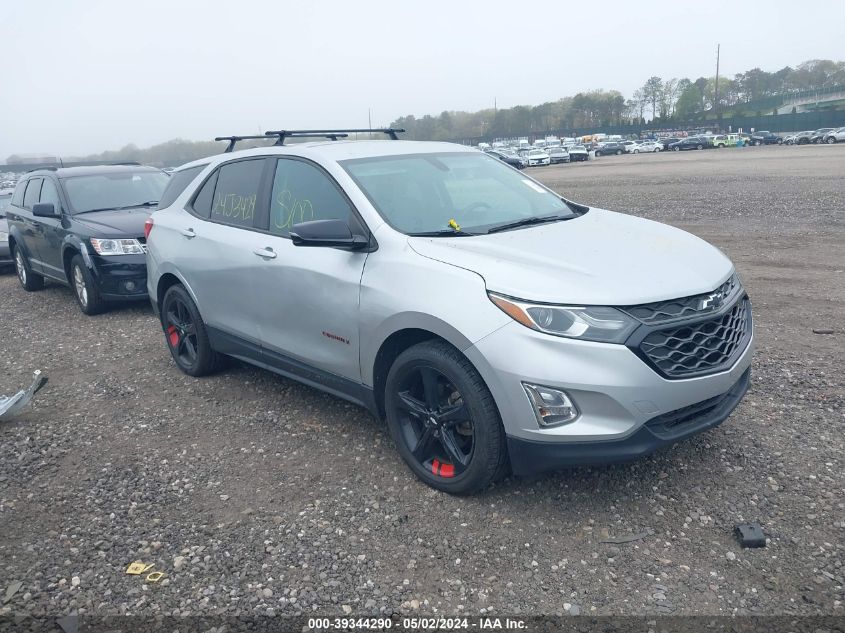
<box><xmin>507</xmin><ymin>368</ymin><xmax>750</xmax><ymax>475</ymax></box>
<box><xmin>90</xmin><ymin>253</ymin><xmax>149</xmax><ymax>301</ymax></box>
<box><xmin>464</xmin><ymin>317</ymin><xmax>754</xmax><ymax>475</ymax></box>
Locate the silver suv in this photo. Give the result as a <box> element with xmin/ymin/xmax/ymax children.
<box><xmin>146</xmin><ymin>130</ymin><xmax>753</xmax><ymax>495</ymax></box>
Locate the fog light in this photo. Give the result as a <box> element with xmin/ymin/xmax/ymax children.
<box><xmin>124</xmin><ymin>281</ymin><xmax>136</xmax><ymax>292</ymax></box>
<box><xmin>522</xmin><ymin>383</ymin><xmax>579</xmax><ymax>427</ymax></box>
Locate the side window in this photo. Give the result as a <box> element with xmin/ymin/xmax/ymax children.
<box><xmin>209</xmin><ymin>159</ymin><xmax>264</xmax><ymax>228</ymax></box>
<box><xmin>268</xmin><ymin>159</ymin><xmax>355</xmax><ymax>237</ymax></box>
<box><xmin>191</xmin><ymin>170</ymin><xmax>218</xmax><ymax>219</ymax></box>
<box><xmin>23</xmin><ymin>178</ymin><xmax>43</xmax><ymax>209</ymax></box>
<box><xmin>39</xmin><ymin>179</ymin><xmax>61</xmax><ymax>209</ymax></box>
<box><xmin>11</xmin><ymin>180</ymin><xmax>27</xmax><ymax>206</ymax></box>
<box><xmin>158</xmin><ymin>165</ymin><xmax>205</xmax><ymax>209</ymax></box>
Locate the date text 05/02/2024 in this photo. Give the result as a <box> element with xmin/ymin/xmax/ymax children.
<box><xmin>307</xmin><ymin>616</ymin><xmax>527</xmax><ymax>630</ymax></box>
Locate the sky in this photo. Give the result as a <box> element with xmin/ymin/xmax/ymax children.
<box><xmin>1</xmin><ymin>0</ymin><xmax>844</xmax><ymax>159</ymax></box>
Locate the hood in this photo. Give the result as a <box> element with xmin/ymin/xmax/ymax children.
<box><xmin>72</xmin><ymin>208</ymin><xmax>151</xmax><ymax>237</ymax></box>
<box><xmin>408</xmin><ymin>208</ymin><xmax>733</xmax><ymax>305</ymax></box>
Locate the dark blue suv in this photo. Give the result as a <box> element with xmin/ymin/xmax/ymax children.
<box><xmin>5</xmin><ymin>165</ymin><xmax>169</xmax><ymax>314</ymax></box>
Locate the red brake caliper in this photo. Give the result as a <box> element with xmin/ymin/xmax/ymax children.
<box><xmin>431</xmin><ymin>459</ymin><xmax>455</xmax><ymax>478</ymax></box>
<box><xmin>166</xmin><ymin>325</ymin><xmax>179</xmax><ymax>347</ymax></box>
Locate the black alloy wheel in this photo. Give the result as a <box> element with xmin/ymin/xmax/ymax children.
<box><xmin>385</xmin><ymin>341</ymin><xmax>508</xmax><ymax>495</ymax></box>
<box><xmin>161</xmin><ymin>285</ymin><xmax>221</xmax><ymax>376</ymax></box>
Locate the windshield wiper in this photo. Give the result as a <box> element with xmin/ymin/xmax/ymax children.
<box><xmin>114</xmin><ymin>200</ymin><xmax>159</xmax><ymax>210</ymax></box>
<box><xmin>75</xmin><ymin>201</ymin><xmax>159</xmax><ymax>214</ymax></box>
<box><xmin>485</xmin><ymin>214</ymin><xmax>571</xmax><ymax>234</ymax></box>
<box><xmin>407</xmin><ymin>229</ymin><xmax>480</xmax><ymax>237</ymax></box>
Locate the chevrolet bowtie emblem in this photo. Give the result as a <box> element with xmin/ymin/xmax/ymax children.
<box><xmin>699</xmin><ymin>291</ymin><xmax>724</xmax><ymax>310</ymax></box>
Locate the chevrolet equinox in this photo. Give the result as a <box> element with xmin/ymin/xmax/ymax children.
<box><xmin>146</xmin><ymin>133</ymin><xmax>753</xmax><ymax>494</ymax></box>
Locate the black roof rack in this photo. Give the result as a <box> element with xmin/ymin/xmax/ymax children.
<box><xmin>215</xmin><ymin>132</ymin><xmax>349</xmax><ymax>153</ymax></box>
<box><xmin>215</xmin><ymin>128</ymin><xmax>405</xmax><ymax>153</ymax></box>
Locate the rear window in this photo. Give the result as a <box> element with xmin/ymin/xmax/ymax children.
<box><xmin>157</xmin><ymin>165</ymin><xmax>205</xmax><ymax>209</ymax></box>
<box><xmin>208</xmin><ymin>159</ymin><xmax>265</xmax><ymax>228</ymax></box>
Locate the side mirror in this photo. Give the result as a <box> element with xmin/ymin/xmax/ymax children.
<box><xmin>32</xmin><ymin>202</ymin><xmax>59</xmax><ymax>217</ymax></box>
<box><xmin>290</xmin><ymin>219</ymin><xmax>368</xmax><ymax>250</ymax></box>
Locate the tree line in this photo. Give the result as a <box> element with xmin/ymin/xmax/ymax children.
<box><xmin>392</xmin><ymin>59</ymin><xmax>845</xmax><ymax>140</ymax></box>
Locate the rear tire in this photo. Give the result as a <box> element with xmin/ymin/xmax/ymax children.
<box><xmin>70</xmin><ymin>254</ymin><xmax>106</xmax><ymax>315</ymax></box>
<box><xmin>384</xmin><ymin>340</ymin><xmax>508</xmax><ymax>495</ymax></box>
<box><xmin>615</xmin><ymin>149</ymin><xmax>622</xmax><ymax>155</ymax></box>
<box><xmin>161</xmin><ymin>284</ymin><xmax>222</xmax><ymax>377</ymax></box>
<box><xmin>673</xmin><ymin>146</ymin><xmax>680</xmax><ymax>151</ymax></box>
<box><xmin>13</xmin><ymin>245</ymin><xmax>45</xmax><ymax>291</ymax></box>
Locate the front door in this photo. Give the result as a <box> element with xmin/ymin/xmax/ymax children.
<box><xmin>252</xmin><ymin>157</ymin><xmax>370</xmax><ymax>382</ymax></box>
<box><xmin>32</xmin><ymin>177</ymin><xmax>67</xmax><ymax>279</ymax></box>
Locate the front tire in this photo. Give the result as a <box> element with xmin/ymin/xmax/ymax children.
<box><xmin>70</xmin><ymin>255</ymin><xmax>106</xmax><ymax>315</ymax></box>
<box><xmin>13</xmin><ymin>246</ymin><xmax>45</xmax><ymax>292</ymax></box>
<box><xmin>673</xmin><ymin>146</ymin><xmax>680</xmax><ymax>151</ymax></box>
<box><xmin>827</xmin><ymin>136</ymin><xmax>836</xmax><ymax>144</ymax></box>
<box><xmin>384</xmin><ymin>340</ymin><xmax>508</xmax><ymax>495</ymax></box>
<box><xmin>161</xmin><ymin>284</ymin><xmax>222</xmax><ymax>376</ymax></box>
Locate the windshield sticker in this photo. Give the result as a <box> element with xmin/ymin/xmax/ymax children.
<box><xmin>521</xmin><ymin>179</ymin><xmax>546</xmax><ymax>193</ymax></box>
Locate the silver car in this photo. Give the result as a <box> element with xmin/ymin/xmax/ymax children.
<box><xmin>146</xmin><ymin>136</ymin><xmax>753</xmax><ymax>494</ymax></box>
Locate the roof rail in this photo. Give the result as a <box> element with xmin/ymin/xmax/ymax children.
<box><xmin>25</xmin><ymin>166</ymin><xmax>59</xmax><ymax>173</ymax></box>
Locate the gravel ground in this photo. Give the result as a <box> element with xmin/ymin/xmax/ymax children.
<box><xmin>0</xmin><ymin>144</ymin><xmax>843</xmax><ymax>620</ymax></box>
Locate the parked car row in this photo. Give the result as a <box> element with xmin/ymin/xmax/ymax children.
<box><xmin>783</xmin><ymin>127</ymin><xmax>845</xmax><ymax>144</ymax></box>
<box><xmin>2</xmin><ymin>130</ymin><xmax>755</xmax><ymax>495</ymax></box>
<box><xmin>484</xmin><ymin>142</ymin><xmax>591</xmax><ymax>168</ymax></box>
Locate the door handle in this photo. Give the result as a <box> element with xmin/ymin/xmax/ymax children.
<box><xmin>253</xmin><ymin>247</ymin><xmax>277</xmax><ymax>259</ymax></box>
<box><xmin>180</xmin><ymin>228</ymin><xmax>196</xmax><ymax>238</ymax></box>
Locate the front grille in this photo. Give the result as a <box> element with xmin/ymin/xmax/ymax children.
<box><xmin>622</xmin><ymin>275</ymin><xmax>739</xmax><ymax>325</ymax></box>
<box><xmin>638</xmin><ymin>297</ymin><xmax>751</xmax><ymax>378</ymax></box>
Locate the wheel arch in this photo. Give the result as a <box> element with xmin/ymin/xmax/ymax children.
<box><xmin>155</xmin><ymin>270</ymin><xmax>202</xmax><ymax>319</ymax></box>
<box><xmin>368</xmin><ymin>318</ymin><xmax>478</xmax><ymax>419</ymax></box>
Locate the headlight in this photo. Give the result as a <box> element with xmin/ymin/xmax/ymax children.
<box><xmin>90</xmin><ymin>237</ymin><xmax>145</xmax><ymax>256</ymax></box>
<box><xmin>488</xmin><ymin>293</ymin><xmax>639</xmax><ymax>343</ymax></box>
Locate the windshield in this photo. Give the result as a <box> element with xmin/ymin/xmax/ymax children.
<box><xmin>62</xmin><ymin>171</ymin><xmax>169</xmax><ymax>214</ymax></box>
<box><xmin>341</xmin><ymin>152</ymin><xmax>575</xmax><ymax>235</ymax></box>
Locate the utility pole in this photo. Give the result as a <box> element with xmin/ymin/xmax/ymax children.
<box><xmin>714</xmin><ymin>44</ymin><xmax>721</xmax><ymax>119</ymax></box>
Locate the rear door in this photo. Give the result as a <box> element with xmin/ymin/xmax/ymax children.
<box><xmin>19</xmin><ymin>178</ymin><xmax>45</xmax><ymax>272</ymax></box>
<box><xmin>251</xmin><ymin>156</ymin><xmax>370</xmax><ymax>382</ymax></box>
<box><xmin>169</xmin><ymin>158</ymin><xmax>270</xmax><ymax>355</ymax></box>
